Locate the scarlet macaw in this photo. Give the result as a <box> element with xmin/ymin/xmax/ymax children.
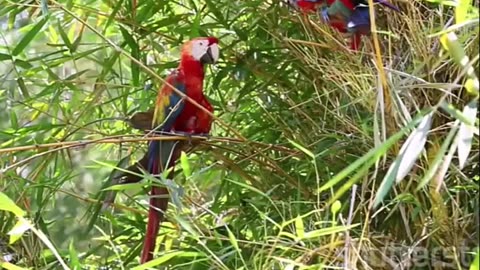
<box><xmin>288</xmin><ymin>0</ymin><xmax>399</xmax><ymax>50</ymax></box>
<box><xmin>141</xmin><ymin>37</ymin><xmax>218</xmax><ymax>262</ymax></box>
<box><xmin>104</xmin><ymin>37</ymin><xmax>219</xmax><ymax>263</ymax></box>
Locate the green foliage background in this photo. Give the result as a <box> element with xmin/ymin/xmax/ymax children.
<box><xmin>0</xmin><ymin>0</ymin><xmax>478</xmax><ymax>269</ymax></box>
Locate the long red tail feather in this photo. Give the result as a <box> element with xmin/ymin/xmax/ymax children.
<box><xmin>140</xmin><ymin>141</ymin><xmax>182</xmax><ymax>263</ymax></box>
<box><xmin>140</xmin><ymin>186</ymin><xmax>169</xmax><ymax>263</ymax></box>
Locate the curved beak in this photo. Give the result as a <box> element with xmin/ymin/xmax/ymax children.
<box><xmin>200</xmin><ymin>43</ymin><xmax>219</xmax><ymax>64</ymax></box>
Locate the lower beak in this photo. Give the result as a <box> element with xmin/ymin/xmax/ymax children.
<box><xmin>201</xmin><ymin>47</ymin><xmax>215</xmax><ymax>64</ymax></box>
<box><xmin>200</xmin><ymin>43</ymin><xmax>219</xmax><ymax>64</ymax></box>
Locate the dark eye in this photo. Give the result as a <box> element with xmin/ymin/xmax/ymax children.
<box><xmin>199</xmin><ymin>42</ymin><xmax>204</xmax><ymax>46</ymax></box>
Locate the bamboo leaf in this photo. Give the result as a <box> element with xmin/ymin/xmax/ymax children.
<box><xmin>68</xmin><ymin>240</ymin><xmax>81</xmax><ymax>270</ymax></box>
<box><xmin>0</xmin><ymin>192</ymin><xmax>26</xmax><ymax>217</ymax></box>
<box><xmin>470</xmin><ymin>247</ymin><xmax>479</xmax><ymax>270</ymax></box>
<box><xmin>288</xmin><ymin>139</ymin><xmax>314</xmax><ymax>159</ymax></box>
<box><xmin>417</xmin><ymin>121</ymin><xmax>460</xmax><ymax>189</ymax></box>
<box><xmin>12</xmin><ymin>17</ymin><xmax>49</xmax><ymax>56</ymax></box>
<box><xmin>319</xmin><ymin>110</ymin><xmax>432</xmax><ymax>194</ymax></box>
<box><xmin>0</xmin><ymin>262</ymin><xmax>28</xmax><ymax>270</ymax></box>
<box><xmin>457</xmin><ymin>100</ymin><xmax>478</xmax><ymax>169</ymax></box>
<box><xmin>295</xmin><ymin>215</ymin><xmax>305</xmax><ymax>240</ymax></box>
<box><xmin>133</xmin><ymin>251</ymin><xmax>204</xmax><ymax>270</ymax></box>
<box><xmin>455</xmin><ymin>0</ymin><xmax>470</xmax><ymax>24</ymax></box>
<box><xmin>302</xmin><ymin>224</ymin><xmax>360</xmax><ymax>239</ymax></box>
<box><xmin>180</xmin><ymin>151</ymin><xmax>192</xmax><ymax>178</ymax></box>
<box><xmin>373</xmin><ymin>112</ymin><xmax>433</xmax><ymax>208</ymax></box>
<box><xmin>8</xmin><ymin>219</ymin><xmax>31</xmax><ymax>244</ymax></box>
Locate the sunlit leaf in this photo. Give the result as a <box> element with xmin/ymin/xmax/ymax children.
<box><xmin>8</xmin><ymin>219</ymin><xmax>31</xmax><ymax>244</ymax></box>
<box><xmin>302</xmin><ymin>224</ymin><xmax>360</xmax><ymax>239</ymax></box>
<box><xmin>0</xmin><ymin>192</ymin><xmax>26</xmax><ymax>217</ymax></box>
<box><xmin>373</xmin><ymin>112</ymin><xmax>433</xmax><ymax>208</ymax></box>
<box><xmin>288</xmin><ymin>139</ymin><xmax>314</xmax><ymax>159</ymax></box>
<box><xmin>455</xmin><ymin>0</ymin><xmax>470</xmax><ymax>24</ymax></box>
<box><xmin>0</xmin><ymin>262</ymin><xmax>28</xmax><ymax>270</ymax></box>
<box><xmin>180</xmin><ymin>151</ymin><xmax>192</xmax><ymax>178</ymax></box>
<box><xmin>417</xmin><ymin>121</ymin><xmax>459</xmax><ymax>189</ymax></box>
<box><xmin>295</xmin><ymin>215</ymin><xmax>305</xmax><ymax>239</ymax></box>
<box><xmin>133</xmin><ymin>251</ymin><xmax>205</xmax><ymax>270</ymax></box>
<box><xmin>470</xmin><ymin>247</ymin><xmax>479</xmax><ymax>270</ymax></box>
<box><xmin>457</xmin><ymin>100</ymin><xmax>478</xmax><ymax>169</ymax></box>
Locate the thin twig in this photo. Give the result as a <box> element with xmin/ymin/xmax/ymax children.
<box><xmin>344</xmin><ymin>184</ymin><xmax>358</xmax><ymax>270</ymax></box>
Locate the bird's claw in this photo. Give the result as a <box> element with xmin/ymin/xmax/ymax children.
<box><xmin>171</xmin><ymin>131</ymin><xmax>211</xmax><ymax>146</ymax></box>
<box><xmin>171</xmin><ymin>131</ymin><xmax>194</xmax><ymax>146</ymax></box>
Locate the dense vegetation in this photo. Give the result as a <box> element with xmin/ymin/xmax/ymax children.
<box><xmin>0</xmin><ymin>0</ymin><xmax>478</xmax><ymax>269</ymax></box>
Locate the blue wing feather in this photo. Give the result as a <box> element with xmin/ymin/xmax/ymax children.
<box><xmin>148</xmin><ymin>70</ymin><xmax>186</xmax><ymax>174</ymax></box>
<box><xmin>157</xmin><ymin>71</ymin><xmax>186</xmax><ymax>132</ymax></box>
<box><xmin>347</xmin><ymin>6</ymin><xmax>370</xmax><ymax>31</ymax></box>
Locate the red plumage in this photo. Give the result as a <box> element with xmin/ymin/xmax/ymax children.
<box><xmin>293</xmin><ymin>0</ymin><xmax>398</xmax><ymax>51</ymax></box>
<box><xmin>140</xmin><ymin>37</ymin><xmax>217</xmax><ymax>263</ymax></box>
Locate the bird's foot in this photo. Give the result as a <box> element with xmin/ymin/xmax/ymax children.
<box><xmin>170</xmin><ymin>131</ymin><xmax>194</xmax><ymax>146</ymax></box>
<box><xmin>171</xmin><ymin>131</ymin><xmax>210</xmax><ymax>146</ymax></box>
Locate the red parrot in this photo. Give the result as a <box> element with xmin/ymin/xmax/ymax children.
<box><xmin>140</xmin><ymin>36</ymin><xmax>219</xmax><ymax>263</ymax></box>
<box><xmin>289</xmin><ymin>0</ymin><xmax>399</xmax><ymax>50</ymax></box>
<box><xmin>102</xmin><ymin>37</ymin><xmax>218</xmax><ymax>263</ymax></box>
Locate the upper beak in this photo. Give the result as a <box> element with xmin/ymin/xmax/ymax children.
<box><xmin>200</xmin><ymin>43</ymin><xmax>219</xmax><ymax>64</ymax></box>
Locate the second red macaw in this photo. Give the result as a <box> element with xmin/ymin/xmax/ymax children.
<box><xmin>289</xmin><ymin>0</ymin><xmax>399</xmax><ymax>50</ymax></box>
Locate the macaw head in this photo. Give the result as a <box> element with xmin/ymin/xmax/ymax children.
<box><xmin>181</xmin><ymin>37</ymin><xmax>219</xmax><ymax>65</ymax></box>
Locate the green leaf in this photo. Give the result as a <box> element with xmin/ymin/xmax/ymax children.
<box><xmin>119</xmin><ymin>26</ymin><xmax>140</xmax><ymax>86</ymax></box>
<box><xmin>17</xmin><ymin>77</ymin><xmax>30</xmax><ymax>99</ymax></box>
<box><xmin>288</xmin><ymin>139</ymin><xmax>314</xmax><ymax>159</ymax></box>
<box><xmin>0</xmin><ymin>52</ymin><xmax>11</xmax><ymax>61</ymax></box>
<box><xmin>457</xmin><ymin>100</ymin><xmax>478</xmax><ymax>169</ymax></box>
<box><xmin>0</xmin><ymin>262</ymin><xmax>29</xmax><ymax>270</ymax></box>
<box><xmin>180</xmin><ymin>151</ymin><xmax>192</xmax><ymax>178</ymax></box>
<box><xmin>373</xmin><ymin>112</ymin><xmax>433</xmax><ymax>209</ymax></box>
<box><xmin>318</xmin><ymin>110</ymin><xmax>432</xmax><ymax>194</ymax></box>
<box><xmin>57</xmin><ymin>21</ymin><xmax>73</xmax><ymax>52</ymax></box>
<box><xmin>470</xmin><ymin>247</ymin><xmax>479</xmax><ymax>270</ymax></box>
<box><xmin>465</xmin><ymin>78</ymin><xmax>480</xmax><ymax>96</ymax></box>
<box><xmin>14</xmin><ymin>59</ymin><xmax>33</xmax><ymax>69</ymax></box>
<box><xmin>9</xmin><ymin>110</ymin><xmax>18</xmax><ymax>130</ymax></box>
<box><xmin>133</xmin><ymin>251</ymin><xmax>204</xmax><ymax>270</ymax></box>
<box><xmin>175</xmin><ymin>216</ymin><xmax>200</xmax><ymax>239</ymax></box>
<box><xmin>8</xmin><ymin>219</ymin><xmax>31</xmax><ymax>244</ymax></box>
<box><xmin>0</xmin><ymin>192</ymin><xmax>26</xmax><ymax>217</ymax></box>
<box><xmin>417</xmin><ymin>121</ymin><xmax>460</xmax><ymax>189</ymax></box>
<box><xmin>302</xmin><ymin>224</ymin><xmax>360</xmax><ymax>239</ymax></box>
<box><xmin>294</xmin><ymin>215</ymin><xmax>305</xmax><ymax>239</ymax></box>
<box><xmin>455</xmin><ymin>0</ymin><xmax>470</xmax><ymax>24</ymax></box>
<box><xmin>440</xmin><ymin>32</ymin><xmax>466</xmax><ymax>65</ymax></box>
<box><xmin>102</xmin><ymin>182</ymin><xmax>144</xmax><ymax>191</ymax></box>
<box><xmin>440</xmin><ymin>101</ymin><xmax>476</xmax><ymax>125</ymax></box>
<box><xmin>189</xmin><ymin>12</ymin><xmax>201</xmax><ymax>38</ymax></box>
<box><xmin>12</xmin><ymin>17</ymin><xmax>49</xmax><ymax>56</ymax></box>
<box><xmin>68</xmin><ymin>240</ymin><xmax>81</xmax><ymax>270</ymax></box>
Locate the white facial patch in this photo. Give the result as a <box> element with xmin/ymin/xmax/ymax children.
<box><xmin>191</xmin><ymin>40</ymin><xmax>210</xmax><ymax>61</ymax></box>
<box><xmin>190</xmin><ymin>40</ymin><xmax>219</xmax><ymax>63</ymax></box>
